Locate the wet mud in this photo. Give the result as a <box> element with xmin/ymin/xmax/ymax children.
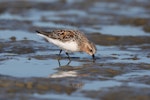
<box><xmin>0</xmin><ymin>0</ymin><xmax>150</xmax><ymax>100</ymax></box>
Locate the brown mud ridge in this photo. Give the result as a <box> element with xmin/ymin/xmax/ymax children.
<box><xmin>0</xmin><ymin>75</ymin><xmax>78</xmax><ymax>100</ymax></box>
<box><xmin>83</xmin><ymin>86</ymin><xmax>150</xmax><ymax>100</ymax></box>
<box><xmin>0</xmin><ymin>40</ymin><xmax>36</xmax><ymax>54</ymax></box>
<box><xmin>0</xmin><ymin>75</ymin><xmax>77</xmax><ymax>94</ymax></box>
<box><xmin>89</xmin><ymin>33</ymin><xmax>150</xmax><ymax>45</ymax></box>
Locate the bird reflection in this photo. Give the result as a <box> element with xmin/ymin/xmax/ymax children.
<box><xmin>57</xmin><ymin>58</ymin><xmax>71</xmax><ymax>67</ymax></box>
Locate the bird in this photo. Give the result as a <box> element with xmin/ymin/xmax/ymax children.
<box><xmin>36</xmin><ymin>29</ymin><xmax>96</xmax><ymax>61</ymax></box>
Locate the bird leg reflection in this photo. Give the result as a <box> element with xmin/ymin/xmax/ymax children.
<box><xmin>57</xmin><ymin>59</ymin><xmax>71</xmax><ymax>67</ymax></box>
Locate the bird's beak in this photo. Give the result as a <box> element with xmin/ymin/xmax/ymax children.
<box><xmin>92</xmin><ymin>54</ymin><xmax>96</xmax><ymax>62</ymax></box>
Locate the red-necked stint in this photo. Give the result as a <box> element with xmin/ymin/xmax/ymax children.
<box><xmin>36</xmin><ymin>29</ymin><xmax>96</xmax><ymax>61</ymax></box>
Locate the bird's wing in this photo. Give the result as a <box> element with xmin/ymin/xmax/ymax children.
<box><xmin>50</xmin><ymin>30</ymin><xmax>76</xmax><ymax>42</ymax></box>
<box><xmin>36</xmin><ymin>30</ymin><xmax>86</xmax><ymax>42</ymax></box>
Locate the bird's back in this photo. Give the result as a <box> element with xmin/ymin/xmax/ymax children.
<box><xmin>37</xmin><ymin>29</ymin><xmax>89</xmax><ymax>44</ymax></box>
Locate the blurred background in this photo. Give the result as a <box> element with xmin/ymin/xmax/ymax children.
<box><xmin>0</xmin><ymin>0</ymin><xmax>150</xmax><ymax>100</ymax></box>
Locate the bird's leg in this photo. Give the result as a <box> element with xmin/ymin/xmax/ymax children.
<box><xmin>59</xmin><ymin>49</ymin><xmax>62</xmax><ymax>55</ymax></box>
<box><xmin>57</xmin><ymin>49</ymin><xmax>62</xmax><ymax>60</ymax></box>
<box><xmin>65</xmin><ymin>52</ymin><xmax>71</xmax><ymax>60</ymax></box>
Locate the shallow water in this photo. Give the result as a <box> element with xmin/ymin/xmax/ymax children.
<box><xmin>0</xmin><ymin>57</ymin><xmax>57</xmax><ymax>77</ymax></box>
<box><xmin>0</xmin><ymin>0</ymin><xmax>150</xmax><ymax>100</ymax></box>
<box><xmin>100</xmin><ymin>25</ymin><xmax>150</xmax><ymax>36</ymax></box>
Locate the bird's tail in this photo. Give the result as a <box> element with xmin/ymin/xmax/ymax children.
<box><xmin>36</xmin><ymin>30</ymin><xmax>51</xmax><ymax>37</ymax></box>
<box><xmin>36</xmin><ymin>31</ymin><xmax>50</xmax><ymax>39</ymax></box>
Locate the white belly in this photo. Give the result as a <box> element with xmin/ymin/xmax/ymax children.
<box><xmin>37</xmin><ymin>34</ymin><xmax>79</xmax><ymax>52</ymax></box>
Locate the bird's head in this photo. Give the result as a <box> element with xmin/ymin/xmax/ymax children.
<box><xmin>82</xmin><ymin>42</ymin><xmax>96</xmax><ymax>60</ymax></box>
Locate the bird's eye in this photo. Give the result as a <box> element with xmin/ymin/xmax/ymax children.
<box><xmin>61</xmin><ymin>33</ymin><xmax>64</xmax><ymax>35</ymax></box>
<box><xmin>90</xmin><ymin>49</ymin><xmax>93</xmax><ymax>52</ymax></box>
